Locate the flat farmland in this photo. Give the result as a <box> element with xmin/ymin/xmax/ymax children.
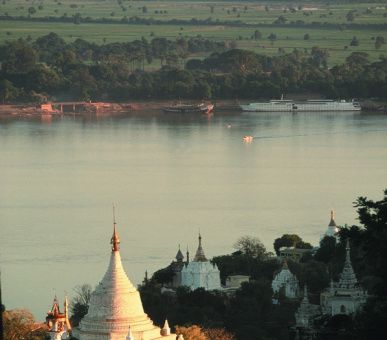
<box><xmin>1</xmin><ymin>1</ymin><xmax>386</xmax><ymax>66</ymax></box>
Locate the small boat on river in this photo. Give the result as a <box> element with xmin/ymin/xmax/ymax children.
<box><xmin>164</xmin><ymin>102</ymin><xmax>214</xmax><ymax>114</ymax></box>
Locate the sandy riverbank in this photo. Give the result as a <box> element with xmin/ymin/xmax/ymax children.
<box><xmin>0</xmin><ymin>99</ymin><xmax>385</xmax><ymax>116</ymax></box>
<box><xmin>0</xmin><ymin>100</ymin><xmax>239</xmax><ymax>116</ymax></box>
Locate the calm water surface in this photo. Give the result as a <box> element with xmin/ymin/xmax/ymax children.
<box><xmin>1</xmin><ymin>109</ymin><xmax>386</xmax><ymax>320</ymax></box>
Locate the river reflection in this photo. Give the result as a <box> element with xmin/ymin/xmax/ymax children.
<box><xmin>1</xmin><ymin>109</ymin><xmax>386</xmax><ymax>320</ymax></box>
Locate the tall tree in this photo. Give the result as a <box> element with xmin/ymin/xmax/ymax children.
<box><xmin>3</xmin><ymin>308</ymin><xmax>47</xmax><ymax>340</ymax></box>
<box><xmin>233</xmin><ymin>236</ymin><xmax>267</xmax><ymax>260</ymax></box>
<box><xmin>70</xmin><ymin>284</ymin><xmax>93</xmax><ymax>327</ymax></box>
<box><xmin>340</xmin><ymin>189</ymin><xmax>387</xmax><ymax>339</ymax></box>
<box><xmin>273</xmin><ymin>234</ymin><xmax>302</xmax><ymax>255</ymax></box>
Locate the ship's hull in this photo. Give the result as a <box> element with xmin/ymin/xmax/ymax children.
<box><xmin>241</xmin><ymin>100</ymin><xmax>361</xmax><ymax>112</ymax></box>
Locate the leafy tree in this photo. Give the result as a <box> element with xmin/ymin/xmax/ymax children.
<box><xmin>1</xmin><ymin>41</ymin><xmax>38</xmax><ymax>73</ymax></box>
<box><xmin>175</xmin><ymin>325</ymin><xmax>235</xmax><ymax>340</ymax></box>
<box><xmin>339</xmin><ymin>190</ymin><xmax>387</xmax><ymax>339</ymax></box>
<box><xmin>151</xmin><ymin>267</ymin><xmax>175</xmax><ymax>286</ymax></box>
<box><xmin>340</xmin><ymin>189</ymin><xmax>387</xmax><ymax>295</ymax></box>
<box><xmin>0</xmin><ymin>79</ymin><xmax>20</xmax><ymax>104</ymax></box>
<box><xmin>3</xmin><ymin>308</ymin><xmax>47</xmax><ymax>340</ymax></box>
<box><xmin>228</xmin><ymin>280</ymin><xmax>273</xmax><ymax>339</ymax></box>
<box><xmin>346</xmin><ymin>11</ymin><xmax>355</xmax><ymax>22</ymax></box>
<box><xmin>314</xmin><ymin>236</ymin><xmax>336</xmax><ymax>263</ymax></box>
<box><xmin>252</xmin><ymin>30</ymin><xmax>262</xmax><ymax>40</ymax></box>
<box><xmin>273</xmin><ymin>234</ymin><xmax>302</xmax><ymax>255</ymax></box>
<box><xmin>176</xmin><ymin>325</ymin><xmax>207</xmax><ymax>340</ymax></box>
<box><xmin>304</xmin><ymin>34</ymin><xmax>310</xmax><ymax>41</ymax></box>
<box><xmin>70</xmin><ymin>284</ymin><xmax>93</xmax><ymax>327</ymax></box>
<box><xmin>298</xmin><ymin>260</ymin><xmax>330</xmax><ymax>304</ymax></box>
<box><xmin>267</xmin><ymin>33</ymin><xmax>277</xmax><ymax>42</ymax></box>
<box><xmin>233</xmin><ymin>236</ymin><xmax>267</xmax><ymax>260</ymax></box>
<box><xmin>310</xmin><ymin>46</ymin><xmax>330</xmax><ymax>68</ymax></box>
<box><xmin>345</xmin><ymin>52</ymin><xmax>369</xmax><ymax>67</ymax></box>
<box><xmin>375</xmin><ymin>36</ymin><xmax>385</xmax><ymax>50</ymax></box>
<box><xmin>203</xmin><ymin>327</ymin><xmax>235</xmax><ymax>340</ymax></box>
<box><xmin>28</xmin><ymin>7</ymin><xmax>36</xmax><ymax>15</ymax></box>
<box><xmin>350</xmin><ymin>36</ymin><xmax>359</xmax><ymax>47</ymax></box>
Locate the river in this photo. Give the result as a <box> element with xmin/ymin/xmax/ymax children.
<box><xmin>1</xmin><ymin>109</ymin><xmax>386</xmax><ymax>321</ymax></box>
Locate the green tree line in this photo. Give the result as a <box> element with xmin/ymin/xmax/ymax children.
<box><xmin>1</xmin><ymin>12</ymin><xmax>387</xmax><ymax>31</ymax></box>
<box><xmin>0</xmin><ymin>33</ymin><xmax>386</xmax><ymax>103</ymax></box>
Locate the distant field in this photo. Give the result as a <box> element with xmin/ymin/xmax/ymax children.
<box><xmin>1</xmin><ymin>1</ymin><xmax>386</xmax><ymax>66</ymax></box>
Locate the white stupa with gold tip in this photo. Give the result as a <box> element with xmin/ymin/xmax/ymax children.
<box><xmin>271</xmin><ymin>257</ymin><xmax>300</xmax><ymax>298</ymax></box>
<box><xmin>78</xmin><ymin>218</ymin><xmax>176</xmax><ymax>340</ymax></box>
<box><xmin>181</xmin><ymin>232</ymin><xmax>221</xmax><ymax>291</ymax></box>
<box><xmin>320</xmin><ymin>206</ymin><xmax>339</xmax><ymax>243</ymax></box>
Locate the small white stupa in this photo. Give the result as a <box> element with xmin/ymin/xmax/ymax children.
<box><xmin>181</xmin><ymin>232</ymin><xmax>221</xmax><ymax>291</ymax></box>
<box><xmin>77</xmin><ymin>210</ymin><xmax>176</xmax><ymax>340</ymax></box>
<box><xmin>320</xmin><ymin>206</ymin><xmax>339</xmax><ymax>243</ymax></box>
<box><xmin>272</xmin><ymin>257</ymin><xmax>300</xmax><ymax>298</ymax></box>
<box><xmin>330</xmin><ymin>241</ymin><xmax>367</xmax><ymax>315</ymax></box>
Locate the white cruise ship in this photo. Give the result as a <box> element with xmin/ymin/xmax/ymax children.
<box><xmin>240</xmin><ymin>99</ymin><xmax>361</xmax><ymax>112</ymax></box>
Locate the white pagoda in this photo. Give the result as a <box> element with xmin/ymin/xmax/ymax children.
<box><xmin>181</xmin><ymin>233</ymin><xmax>221</xmax><ymax>291</ymax></box>
<box><xmin>77</xmin><ymin>219</ymin><xmax>176</xmax><ymax>340</ymax></box>
<box><xmin>320</xmin><ymin>207</ymin><xmax>339</xmax><ymax>243</ymax></box>
<box><xmin>329</xmin><ymin>241</ymin><xmax>367</xmax><ymax>315</ymax></box>
<box><xmin>272</xmin><ymin>257</ymin><xmax>300</xmax><ymax>298</ymax></box>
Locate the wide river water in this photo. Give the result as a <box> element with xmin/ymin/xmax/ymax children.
<box><xmin>1</xmin><ymin>108</ymin><xmax>386</xmax><ymax>321</ymax></box>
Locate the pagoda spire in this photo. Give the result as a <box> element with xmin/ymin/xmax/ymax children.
<box><xmin>111</xmin><ymin>204</ymin><xmax>120</xmax><ymax>252</ymax></box>
<box><xmin>193</xmin><ymin>231</ymin><xmax>207</xmax><ymax>262</ymax></box>
<box><xmin>175</xmin><ymin>245</ymin><xmax>184</xmax><ymax>262</ymax></box>
<box><xmin>338</xmin><ymin>240</ymin><xmax>357</xmax><ymax>289</ymax></box>
<box><xmin>329</xmin><ymin>205</ymin><xmax>337</xmax><ymax>226</ymax></box>
<box><xmin>161</xmin><ymin>319</ymin><xmax>171</xmax><ymax>336</ymax></box>
<box><xmin>282</xmin><ymin>255</ymin><xmax>289</xmax><ymax>270</ymax></box>
<box><xmin>126</xmin><ymin>326</ymin><xmax>134</xmax><ymax>340</ymax></box>
<box><xmin>64</xmin><ymin>291</ymin><xmax>72</xmax><ymax>332</ymax></box>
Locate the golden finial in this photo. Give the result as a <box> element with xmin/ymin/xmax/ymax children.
<box><xmin>111</xmin><ymin>203</ymin><xmax>120</xmax><ymax>251</ymax></box>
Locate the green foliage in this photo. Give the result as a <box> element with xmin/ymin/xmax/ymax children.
<box><xmin>0</xmin><ymin>79</ymin><xmax>20</xmax><ymax>104</ymax></box>
<box><xmin>1</xmin><ymin>41</ymin><xmax>38</xmax><ymax>73</ymax></box>
<box><xmin>350</xmin><ymin>36</ymin><xmax>359</xmax><ymax>47</ymax></box>
<box><xmin>340</xmin><ymin>189</ymin><xmax>387</xmax><ymax>296</ymax></box>
<box><xmin>1</xmin><ymin>31</ymin><xmax>387</xmax><ymax>103</ymax></box>
<box><xmin>233</xmin><ymin>235</ymin><xmax>267</xmax><ymax>260</ymax></box>
<box><xmin>273</xmin><ymin>234</ymin><xmax>302</xmax><ymax>256</ymax></box>
<box><xmin>375</xmin><ymin>36</ymin><xmax>385</xmax><ymax>50</ymax></box>
<box><xmin>28</xmin><ymin>7</ymin><xmax>36</xmax><ymax>15</ymax></box>
<box><xmin>298</xmin><ymin>260</ymin><xmax>330</xmax><ymax>304</ymax></box>
<box><xmin>70</xmin><ymin>284</ymin><xmax>93</xmax><ymax>327</ymax></box>
<box><xmin>3</xmin><ymin>308</ymin><xmax>48</xmax><ymax>340</ymax></box>
<box><xmin>151</xmin><ymin>267</ymin><xmax>175</xmax><ymax>286</ymax></box>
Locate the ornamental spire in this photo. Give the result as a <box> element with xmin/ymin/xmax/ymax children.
<box><xmin>338</xmin><ymin>240</ymin><xmax>357</xmax><ymax>289</ymax></box>
<box><xmin>329</xmin><ymin>205</ymin><xmax>337</xmax><ymax>227</ymax></box>
<box><xmin>282</xmin><ymin>255</ymin><xmax>289</xmax><ymax>270</ymax></box>
<box><xmin>193</xmin><ymin>231</ymin><xmax>207</xmax><ymax>262</ymax></box>
<box><xmin>111</xmin><ymin>203</ymin><xmax>120</xmax><ymax>252</ymax></box>
<box><xmin>161</xmin><ymin>319</ymin><xmax>171</xmax><ymax>336</ymax></box>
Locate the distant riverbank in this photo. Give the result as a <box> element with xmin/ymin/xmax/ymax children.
<box><xmin>0</xmin><ymin>99</ymin><xmax>385</xmax><ymax>116</ymax></box>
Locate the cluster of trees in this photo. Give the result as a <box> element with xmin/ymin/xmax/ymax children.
<box><xmin>1</xmin><ymin>33</ymin><xmax>386</xmax><ymax>104</ymax></box>
<box><xmin>2</xmin><ymin>308</ymin><xmax>48</xmax><ymax>340</ymax></box>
